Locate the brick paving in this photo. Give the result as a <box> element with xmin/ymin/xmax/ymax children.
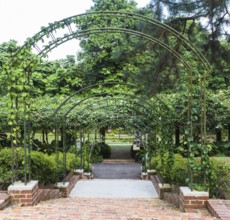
<box><xmin>207</xmin><ymin>199</ymin><xmax>230</xmax><ymax>220</ymax></box>
<box><xmin>0</xmin><ymin>197</ymin><xmax>217</xmax><ymax>220</ymax></box>
<box><xmin>0</xmin><ymin>148</ymin><xmax>223</xmax><ymax>220</ymax></box>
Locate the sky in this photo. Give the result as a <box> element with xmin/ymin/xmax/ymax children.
<box><xmin>0</xmin><ymin>0</ymin><xmax>151</xmax><ymax>60</ymax></box>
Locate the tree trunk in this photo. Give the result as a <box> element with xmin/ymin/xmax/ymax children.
<box><xmin>175</xmin><ymin>125</ymin><xmax>180</xmax><ymax>146</ymax></box>
<box><xmin>31</xmin><ymin>129</ymin><xmax>36</xmax><ymax>140</ymax></box>
<box><xmin>216</xmin><ymin>129</ymin><xmax>222</xmax><ymax>142</ymax></box>
<box><xmin>45</xmin><ymin>130</ymin><xmax>49</xmax><ymax>144</ymax></box>
<box><xmin>99</xmin><ymin>127</ymin><xmax>106</xmax><ymax>144</ymax></box>
<box><xmin>42</xmin><ymin>130</ymin><xmax>45</xmax><ymax>144</ymax></box>
<box><xmin>228</xmin><ymin>124</ymin><xmax>230</xmax><ymax>141</ymax></box>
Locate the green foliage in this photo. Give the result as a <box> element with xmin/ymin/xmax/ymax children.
<box><xmin>82</xmin><ymin>142</ymin><xmax>92</xmax><ymax>171</ymax></box>
<box><xmin>99</xmin><ymin>142</ymin><xmax>111</xmax><ymax>158</ymax></box>
<box><xmin>209</xmin><ymin>141</ymin><xmax>230</xmax><ymax>156</ymax></box>
<box><xmin>90</xmin><ymin>143</ymin><xmax>103</xmax><ymax>163</ymax></box>
<box><xmin>150</xmin><ymin>153</ymin><xmax>230</xmax><ymax>199</ymax></box>
<box><xmin>0</xmin><ymin>0</ymin><xmax>229</xmax><ymax>197</ymax></box>
<box><xmin>77</xmin><ymin>0</ymin><xmax>143</xmax><ymax>86</ymax></box>
<box><xmin>0</xmin><ymin>148</ymin><xmax>80</xmax><ymax>184</ymax></box>
<box><xmin>150</xmin><ymin>0</ymin><xmax>230</xmax><ymax>74</ymax></box>
<box><xmin>208</xmin><ymin>158</ymin><xmax>230</xmax><ymax>199</ymax></box>
<box><xmin>88</xmin><ymin>142</ymin><xmax>111</xmax><ymax>160</ymax></box>
<box><xmin>29</xmin><ymin>150</ymin><xmax>57</xmax><ymax>183</ymax></box>
<box><xmin>130</xmin><ymin>145</ymin><xmax>145</xmax><ymax>162</ymax></box>
<box><xmin>32</xmin><ymin>139</ymin><xmax>56</xmax><ymax>154</ymax></box>
<box><xmin>0</xmin><ymin>148</ymin><xmax>21</xmax><ymax>182</ymax></box>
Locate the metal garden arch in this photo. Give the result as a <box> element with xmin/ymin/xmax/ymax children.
<box><xmin>6</xmin><ymin>11</ymin><xmax>211</xmax><ymax>188</ymax></box>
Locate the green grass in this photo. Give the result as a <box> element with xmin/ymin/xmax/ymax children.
<box><xmin>211</xmin><ymin>157</ymin><xmax>230</xmax><ymax>165</ymax></box>
<box><xmin>33</xmin><ymin>132</ymin><xmax>56</xmax><ymax>143</ymax></box>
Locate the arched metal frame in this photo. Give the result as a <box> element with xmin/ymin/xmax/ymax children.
<box><xmin>53</xmin><ymin>83</ymin><xmax>170</xmax><ymax>183</ymax></box>
<box><xmin>70</xmin><ymin>101</ymin><xmax>155</xmax><ymax>130</ymax></box>
<box><xmin>7</xmin><ymin>11</ymin><xmax>210</xmax><ymax>188</ymax></box>
<box><xmin>64</xmin><ymin>96</ymin><xmax>162</xmax><ymax>121</ymax></box>
<box><xmin>55</xmin><ymin>93</ymin><xmax>173</xmax><ymax>183</ymax></box>
<box><xmin>53</xmin><ymin>82</ymin><xmax>170</xmax><ymax>117</ymax></box>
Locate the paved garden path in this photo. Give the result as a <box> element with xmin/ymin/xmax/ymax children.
<box><xmin>0</xmin><ymin>147</ymin><xmax>217</xmax><ymax>219</ymax></box>
<box><xmin>93</xmin><ymin>162</ymin><xmax>141</xmax><ymax>179</ymax></box>
<box><xmin>110</xmin><ymin>147</ymin><xmax>132</xmax><ymax>159</ymax></box>
<box><xmin>0</xmin><ymin>196</ymin><xmax>216</xmax><ymax>220</ymax></box>
<box><xmin>70</xmin><ymin>179</ymin><xmax>158</xmax><ymax>198</ymax></box>
<box><xmin>93</xmin><ymin>147</ymin><xmax>141</xmax><ymax>179</ymax></box>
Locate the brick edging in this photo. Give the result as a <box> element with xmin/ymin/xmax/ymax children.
<box><xmin>207</xmin><ymin>199</ymin><xmax>230</xmax><ymax>219</ymax></box>
<box><xmin>0</xmin><ymin>192</ymin><xmax>11</xmax><ymax>210</ymax></box>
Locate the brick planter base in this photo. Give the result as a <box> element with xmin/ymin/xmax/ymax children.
<box><xmin>56</xmin><ymin>172</ymin><xmax>81</xmax><ymax>198</ymax></box>
<box><xmin>158</xmin><ymin>183</ymin><xmax>171</xmax><ymax>199</ymax></box>
<box><xmin>56</xmin><ymin>182</ymin><xmax>69</xmax><ymax>198</ymax></box>
<box><xmin>8</xmin><ymin>181</ymin><xmax>39</xmax><ymax>206</ymax></box>
<box><xmin>179</xmin><ymin>187</ymin><xmax>209</xmax><ymax>212</ymax></box>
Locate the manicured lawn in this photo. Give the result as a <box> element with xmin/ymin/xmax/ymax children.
<box><xmin>211</xmin><ymin>157</ymin><xmax>230</xmax><ymax>165</ymax></box>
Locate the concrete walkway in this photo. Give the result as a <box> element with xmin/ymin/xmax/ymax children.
<box><xmin>70</xmin><ymin>179</ymin><xmax>158</xmax><ymax>198</ymax></box>
<box><xmin>93</xmin><ymin>163</ymin><xmax>141</xmax><ymax>179</ymax></box>
<box><xmin>93</xmin><ymin>147</ymin><xmax>141</xmax><ymax>179</ymax></box>
<box><xmin>0</xmin><ymin>146</ymin><xmax>217</xmax><ymax>219</ymax></box>
<box><xmin>110</xmin><ymin>147</ymin><xmax>132</xmax><ymax>159</ymax></box>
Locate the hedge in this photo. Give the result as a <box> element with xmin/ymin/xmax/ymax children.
<box><xmin>149</xmin><ymin>153</ymin><xmax>230</xmax><ymax>199</ymax></box>
<box><xmin>0</xmin><ymin>148</ymin><xmax>80</xmax><ymax>185</ymax></box>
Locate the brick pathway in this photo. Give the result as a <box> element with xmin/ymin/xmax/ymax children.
<box><xmin>207</xmin><ymin>199</ymin><xmax>230</xmax><ymax>219</ymax></box>
<box><xmin>0</xmin><ymin>197</ymin><xmax>216</xmax><ymax>220</ymax></box>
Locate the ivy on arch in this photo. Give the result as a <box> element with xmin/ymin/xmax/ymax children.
<box><xmin>51</xmin><ymin>82</ymin><xmax>174</xmax><ymax>184</ymax></box>
<box><xmin>5</xmin><ymin>11</ymin><xmax>211</xmax><ymax>190</ymax></box>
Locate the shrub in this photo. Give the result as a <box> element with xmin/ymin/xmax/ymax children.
<box><xmin>209</xmin><ymin>158</ymin><xmax>230</xmax><ymax>199</ymax></box>
<box><xmin>91</xmin><ymin>143</ymin><xmax>103</xmax><ymax>163</ymax></box>
<box><xmin>209</xmin><ymin>141</ymin><xmax>230</xmax><ymax>156</ymax></box>
<box><xmin>0</xmin><ymin>148</ymin><xmax>23</xmax><ymax>183</ymax></box>
<box><xmin>100</xmin><ymin>143</ymin><xmax>111</xmax><ymax>158</ymax></box>
<box><xmin>170</xmin><ymin>154</ymin><xmax>188</xmax><ymax>185</ymax></box>
<box><xmin>130</xmin><ymin>145</ymin><xmax>145</xmax><ymax>162</ymax></box>
<box><xmin>32</xmin><ymin>139</ymin><xmax>56</xmax><ymax>154</ymax></box>
<box><xmin>0</xmin><ymin>148</ymin><xmax>80</xmax><ymax>185</ymax></box>
<box><xmin>149</xmin><ymin>153</ymin><xmax>230</xmax><ymax>199</ymax></box>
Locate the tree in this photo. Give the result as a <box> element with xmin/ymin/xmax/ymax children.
<box><xmin>150</xmin><ymin>0</ymin><xmax>230</xmax><ymax>40</ymax></box>
<box><xmin>149</xmin><ymin>0</ymin><xmax>230</xmax><ymax>82</ymax></box>
<box><xmin>77</xmin><ymin>0</ymin><xmax>140</xmax><ymax>85</ymax></box>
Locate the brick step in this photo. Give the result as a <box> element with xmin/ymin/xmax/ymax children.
<box><xmin>0</xmin><ymin>197</ymin><xmax>215</xmax><ymax>219</ymax></box>
<box><xmin>0</xmin><ymin>192</ymin><xmax>11</xmax><ymax>210</ymax></box>
<box><xmin>207</xmin><ymin>199</ymin><xmax>230</xmax><ymax>220</ymax></box>
<box><xmin>39</xmin><ymin>189</ymin><xmax>62</xmax><ymax>201</ymax></box>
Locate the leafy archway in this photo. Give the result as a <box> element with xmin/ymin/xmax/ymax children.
<box><xmin>65</xmin><ymin>98</ymin><xmax>173</xmax><ymax>182</ymax></box>
<box><xmin>5</xmin><ymin>11</ymin><xmax>210</xmax><ymax>189</ymax></box>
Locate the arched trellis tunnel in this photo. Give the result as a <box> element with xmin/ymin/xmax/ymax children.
<box><xmin>5</xmin><ymin>11</ymin><xmax>211</xmax><ymax>190</ymax></box>
<box><xmin>51</xmin><ymin>82</ymin><xmax>174</xmax><ymax>183</ymax></box>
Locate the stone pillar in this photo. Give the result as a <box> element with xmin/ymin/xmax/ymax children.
<box><xmin>147</xmin><ymin>169</ymin><xmax>156</xmax><ymax>179</ymax></box>
<box><xmin>56</xmin><ymin>182</ymin><xmax>69</xmax><ymax>198</ymax></box>
<box><xmin>179</xmin><ymin>187</ymin><xmax>209</xmax><ymax>212</ymax></box>
<box><xmin>8</xmin><ymin>181</ymin><xmax>39</xmax><ymax>206</ymax></box>
<box><xmin>74</xmin><ymin>169</ymin><xmax>84</xmax><ymax>178</ymax></box>
<box><xmin>158</xmin><ymin>183</ymin><xmax>171</xmax><ymax>199</ymax></box>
